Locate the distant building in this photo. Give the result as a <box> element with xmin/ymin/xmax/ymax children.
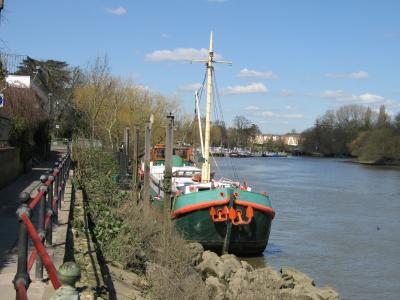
<box><xmin>282</xmin><ymin>133</ymin><xmax>301</xmax><ymax>146</ymax></box>
<box><xmin>254</xmin><ymin>133</ymin><xmax>301</xmax><ymax>146</ymax></box>
<box><xmin>253</xmin><ymin>134</ymin><xmax>281</xmax><ymax>144</ymax></box>
<box><xmin>6</xmin><ymin>75</ymin><xmax>49</xmax><ymax>103</ymax></box>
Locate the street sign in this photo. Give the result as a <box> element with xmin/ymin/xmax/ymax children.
<box><xmin>0</xmin><ymin>94</ymin><xmax>4</xmax><ymax>108</ymax></box>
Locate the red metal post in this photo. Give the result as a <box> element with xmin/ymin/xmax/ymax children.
<box><xmin>17</xmin><ymin>281</ymin><xmax>28</xmax><ymax>300</ymax></box>
<box><xmin>20</xmin><ymin>213</ymin><xmax>61</xmax><ymax>289</ymax></box>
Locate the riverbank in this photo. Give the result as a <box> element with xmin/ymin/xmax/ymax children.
<box><xmin>355</xmin><ymin>159</ymin><xmax>400</xmax><ymax>166</ymax></box>
<box><xmin>70</xmin><ymin>187</ymin><xmax>340</xmax><ymax>299</ymax></box>
<box><xmin>299</xmin><ymin>152</ymin><xmax>400</xmax><ymax>167</ymax></box>
<box><xmin>190</xmin><ymin>245</ymin><xmax>340</xmax><ymax>299</ymax></box>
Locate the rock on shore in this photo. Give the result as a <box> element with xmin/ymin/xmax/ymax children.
<box><xmin>188</xmin><ymin>243</ymin><xmax>340</xmax><ymax>300</ymax></box>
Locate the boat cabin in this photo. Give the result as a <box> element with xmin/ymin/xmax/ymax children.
<box><xmin>151</xmin><ymin>144</ymin><xmax>194</xmax><ymax>166</ymax></box>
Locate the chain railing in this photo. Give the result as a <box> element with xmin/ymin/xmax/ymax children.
<box><xmin>13</xmin><ymin>146</ymin><xmax>72</xmax><ymax>299</ymax></box>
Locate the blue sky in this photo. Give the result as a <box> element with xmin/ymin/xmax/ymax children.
<box><xmin>1</xmin><ymin>0</ymin><xmax>400</xmax><ymax>134</ymax></box>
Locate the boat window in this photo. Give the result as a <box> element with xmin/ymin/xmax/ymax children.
<box><xmin>181</xmin><ymin>149</ymin><xmax>188</xmax><ymax>160</ymax></box>
<box><xmin>156</xmin><ymin>148</ymin><xmax>165</xmax><ymax>159</ymax></box>
<box><xmin>198</xmin><ymin>187</ymin><xmax>210</xmax><ymax>191</ymax></box>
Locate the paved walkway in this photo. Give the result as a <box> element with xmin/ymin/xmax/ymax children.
<box><xmin>0</xmin><ymin>151</ymin><xmax>67</xmax><ymax>299</ymax></box>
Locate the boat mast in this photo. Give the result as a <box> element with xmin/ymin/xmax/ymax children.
<box><xmin>201</xmin><ymin>31</ymin><xmax>214</xmax><ymax>182</ymax></box>
<box><xmin>191</xmin><ymin>31</ymin><xmax>231</xmax><ymax>183</ymax></box>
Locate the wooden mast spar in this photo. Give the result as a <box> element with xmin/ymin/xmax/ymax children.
<box><xmin>191</xmin><ymin>31</ymin><xmax>232</xmax><ymax>183</ymax></box>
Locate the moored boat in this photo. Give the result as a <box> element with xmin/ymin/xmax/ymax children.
<box><xmin>172</xmin><ymin>185</ymin><xmax>275</xmax><ymax>255</ymax></box>
<box><xmin>147</xmin><ymin>32</ymin><xmax>275</xmax><ymax>255</ymax></box>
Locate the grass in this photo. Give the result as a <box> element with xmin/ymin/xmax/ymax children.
<box><xmin>73</xmin><ymin>146</ymin><xmax>208</xmax><ymax>299</ymax></box>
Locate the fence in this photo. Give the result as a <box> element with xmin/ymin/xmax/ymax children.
<box><xmin>13</xmin><ymin>146</ymin><xmax>72</xmax><ymax>299</ymax></box>
<box><xmin>0</xmin><ymin>53</ymin><xmax>27</xmax><ymax>75</ymax></box>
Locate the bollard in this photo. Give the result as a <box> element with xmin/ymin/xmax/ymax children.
<box><xmin>61</xmin><ymin>155</ymin><xmax>66</xmax><ymax>181</ymax></box>
<box><xmin>35</xmin><ymin>175</ymin><xmax>48</xmax><ymax>280</ymax></box>
<box><xmin>62</xmin><ymin>155</ymin><xmax>68</xmax><ymax>200</ymax></box>
<box><xmin>61</xmin><ymin>155</ymin><xmax>67</xmax><ymax>202</ymax></box>
<box><xmin>50</xmin><ymin>261</ymin><xmax>81</xmax><ymax>300</ymax></box>
<box><xmin>13</xmin><ymin>192</ymin><xmax>32</xmax><ymax>300</ymax></box>
<box><xmin>47</xmin><ymin>168</ymin><xmax>54</xmax><ymax>245</ymax></box>
<box><xmin>64</xmin><ymin>154</ymin><xmax>69</xmax><ymax>182</ymax></box>
<box><xmin>53</xmin><ymin>162</ymin><xmax>60</xmax><ymax>224</ymax></box>
<box><xmin>58</xmin><ymin>157</ymin><xmax>65</xmax><ymax>203</ymax></box>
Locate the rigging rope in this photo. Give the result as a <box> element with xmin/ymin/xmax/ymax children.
<box><xmin>181</xmin><ymin>69</ymin><xmax>208</xmax><ymax>146</ymax></box>
<box><xmin>211</xmin><ymin>68</ymin><xmax>240</xmax><ymax>182</ymax></box>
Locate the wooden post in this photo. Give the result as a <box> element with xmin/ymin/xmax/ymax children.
<box><xmin>143</xmin><ymin>122</ymin><xmax>152</xmax><ymax>207</ymax></box>
<box><xmin>122</xmin><ymin>127</ymin><xmax>130</xmax><ymax>176</ymax></box>
<box><xmin>132</xmin><ymin>126</ymin><xmax>139</xmax><ymax>203</ymax></box>
<box><xmin>124</xmin><ymin>127</ymin><xmax>130</xmax><ymax>157</ymax></box>
<box><xmin>164</xmin><ymin>113</ymin><xmax>174</xmax><ymax>226</ymax></box>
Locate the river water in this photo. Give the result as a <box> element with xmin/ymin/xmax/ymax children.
<box><xmin>212</xmin><ymin>156</ymin><xmax>400</xmax><ymax>300</ymax></box>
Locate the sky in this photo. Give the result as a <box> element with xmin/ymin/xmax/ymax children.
<box><xmin>1</xmin><ymin>0</ymin><xmax>400</xmax><ymax>134</ymax></box>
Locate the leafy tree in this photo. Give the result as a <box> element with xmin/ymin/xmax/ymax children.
<box><xmin>74</xmin><ymin>56</ymin><xmax>114</xmax><ymax>139</ymax></box>
<box><xmin>364</xmin><ymin>107</ymin><xmax>372</xmax><ymax>129</ymax></box>
<box><xmin>232</xmin><ymin>115</ymin><xmax>258</xmax><ymax>147</ymax></box>
<box><xmin>15</xmin><ymin>57</ymin><xmax>81</xmax><ymax>138</ymax></box>
<box><xmin>265</xmin><ymin>138</ymin><xmax>274</xmax><ymax>151</ymax></box>
<box><xmin>3</xmin><ymin>87</ymin><xmax>48</xmax><ymax>166</ymax></box>
<box><xmin>73</xmin><ymin>56</ymin><xmax>180</xmax><ymax>149</ymax></box>
<box><xmin>377</xmin><ymin>105</ymin><xmax>389</xmax><ymax>128</ymax></box>
<box><xmin>301</xmin><ymin>104</ymin><xmax>376</xmax><ymax>157</ymax></box>
<box><xmin>350</xmin><ymin>128</ymin><xmax>400</xmax><ymax>162</ymax></box>
<box><xmin>394</xmin><ymin>113</ymin><xmax>400</xmax><ymax>134</ymax></box>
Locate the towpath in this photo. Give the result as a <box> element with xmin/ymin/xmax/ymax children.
<box><xmin>0</xmin><ymin>151</ymin><xmax>63</xmax><ymax>299</ymax></box>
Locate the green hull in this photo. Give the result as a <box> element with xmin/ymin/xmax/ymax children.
<box><xmin>171</xmin><ymin>188</ymin><xmax>274</xmax><ymax>255</ymax></box>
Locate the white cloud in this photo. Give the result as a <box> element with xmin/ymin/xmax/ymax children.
<box><xmin>284</xmin><ymin>114</ymin><xmax>304</xmax><ymax>119</ymax></box>
<box><xmin>145</xmin><ymin>48</ymin><xmax>222</xmax><ymax>61</ymax></box>
<box><xmin>383</xmin><ymin>99</ymin><xmax>400</xmax><ymax>109</ymax></box>
<box><xmin>178</xmin><ymin>83</ymin><xmax>202</xmax><ymax>92</ymax></box>
<box><xmin>322</xmin><ymin>90</ymin><xmax>384</xmax><ymax>104</ymax></box>
<box><xmin>321</xmin><ymin>90</ymin><xmax>347</xmax><ymax>98</ymax></box>
<box><xmin>237</xmin><ymin>68</ymin><xmax>278</xmax><ymax>80</ymax></box>
<box><xmin>278</xmin><ymin>89</ymin><xmax>295</xmax><ymax>97</ymax></box>
<box><xmin>245</xmin><ymin>105</ymin><xmax>260</xmax><ymax>111</ymax></box>
<box><xmin>161</xmin><ymin>33</ymin><xmax>170</xmax><ymax>39</ymax></box>
<box><xmin>324</xmin><ymin>71</ymin><xmax>369</xmax><ymax>79</ymax></box>
<box><xmin>244</xmin><ymin>108</ymin><xmax>277</xmax><ymax>118</ymax></box>
<box><xmin>220</xmin><ymin>83</ymin><xmax>268</xmax><ymax>95</ymax></box>
<box><xmin>261</xmin><ymin>111</ymin><xmax>276</xmax><ymax>117</ymax></box>
<box><xmin>245</xmin><ymin>108</ymin><xmax>304</xmax><ymax>120</ymax></box>
<box><xmin>106</xmin><ymin>6</ymin><xmax>127</xmax><ymax>16</ymax></box>
<box><xmin>356</xmin><ymin>93</ymin><xmax>384</xmax><ymax>103</ymax></box>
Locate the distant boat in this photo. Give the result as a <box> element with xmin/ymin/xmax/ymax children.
<box><xmin>263</xmin><ymin>151</ymin><xmax>288</xmax><ymax>157</ymax></box>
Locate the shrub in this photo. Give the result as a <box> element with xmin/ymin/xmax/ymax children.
<box><xmin>74</xmin><ymin>146</ymin><xmax>208</xmax><ymax>299</ymax></box>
